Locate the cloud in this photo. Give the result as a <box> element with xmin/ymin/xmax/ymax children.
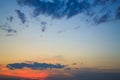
<box><xmin>15</xmin><ymin>10</ymin><xmax>26</xmax><ymax>24</ymax></box>
<box><xmin>7</xmin><ymin>28</ymin><xmax>17</xmax><ymax>33</ymax></box>
<box><xmin>40</xmin><ymin>21</ymin><xmax>47</xmax><ymax>32</ymax></box>
<box><xmin>7</xmin><ymin>62</ymin><xmax>65</xmax><ymax>70</ymax></box>
<box><xmin>16</xmin><ymin>0</ymin><xmax>120</xmax><ymax>24</ymax></box>
<box><xmin>7</xmin><ymin>16</ymin><xmax>13</xmax><ymax>22</ymax></box>
<box><xmin>0</xmin><ymin>24</ymin><xmax>17</xmax><ymax>34</ymax></box>
<box><xmin>93</xmin><ymin>0</ymin><xmax>109</xmax><ymax>6</ymax></box>
<box><xmin>116</xmin><ymin>6</ymin><xmax>120</xmax><ymax>19</ymax></box>
<box><xmin>94</xmin><ymin>13</ymin><xmax>109</xmax><ymax>24</ymax></box>
<box><xmin>16</xmin><ymin>0</ymin><xmax>90</xmax><ymax>18</ymax></box>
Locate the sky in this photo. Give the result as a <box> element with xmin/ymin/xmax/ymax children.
<box><xmin>0</xmin><ymin>0</ymin><xmax>120</xmax><ymax>80</ymax></box>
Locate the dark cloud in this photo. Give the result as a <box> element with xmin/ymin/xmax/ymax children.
<box><xmin>16</xmin><ymin>0</ymin><xmax>120</xmax><ymax>24</ymax></box>
<box><xmin>116</xmin><ymin>6</ymin><xmax>120</xmax><ymax>19</ymax></box>
<box><xmin>15</xmin><ymin>10</ymin><xmax>26</xmax><ymax>24</ymax></box>
<box><xmin>7</xmin><ymin>62</ymin><xmax>65</xmax><ymax>70</ymax></box>
<box><xmin>16</xmin><ymin>0</ymin><xmax>90</xmax><ymax>19</ymax></box>
<box><xmin>93</xmin><ymin>0</ymin><xmax>109</xmax><ymax>6</ymax></box>
<box><xmin>112</xmin><ymin>0</ymin><xmax>117</xmax><ymax>3</ymax></box>
<box><xmin>7</xmin><ymin>28</ymin><xmax>17</xmax><ymax>33</ymax></box>
<box><xmin>94</xmin><ymin>13</ymin><xmax>109</xmax><ymax>24</ymax></box>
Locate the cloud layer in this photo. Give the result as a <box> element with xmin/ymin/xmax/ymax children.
<box><xmin>16</xmin><ymin>0</ymin><xmax>120</xmax><ymax>24</ymax></box>
<box><xmin>0</xmin><ymin>62</ymin><xmax>120</xmax><ymax>80</ymax></box>
<box><xmin>7</xmin><ymin>62</ymin><xmax>65</xmax><ymax>70</ymax></box>
<box><xmin>1</xmin><ymin>0</ymin><xmax>120</xmax><ymax>34</ymax></box>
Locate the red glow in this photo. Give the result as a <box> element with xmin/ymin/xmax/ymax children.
<box><xmin>0</xmin><ymin>66</ymin><xmax>49</xmax><ymax>80</ymax></box>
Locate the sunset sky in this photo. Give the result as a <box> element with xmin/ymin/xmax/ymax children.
<box><xmin>0</xmin><ymin>0</ymin><xmax>120</xmax><ymax>80</ymax></box>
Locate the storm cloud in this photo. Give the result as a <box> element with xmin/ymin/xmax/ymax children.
<box><xmin>7</xmin><ymin>62</ymin><xmax>65</xmax><ymax>70</ymax></box>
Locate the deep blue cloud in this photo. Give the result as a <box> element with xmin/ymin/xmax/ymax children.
<box><xmin>7</xmin><ymin>62</ymin><xmax>65</xmax><ymax>70</ymax></box>
<box><xmin>15</xmin><ymin>10</ymin><xmax>26</xmax><ymax>24</ymax></box>
<box><xmin>94</xmin><ymin>13</ymin><xmax>109</xmax><ymax>24</ymax></box>
<box><xmin>116</xmin><ymin>6</ymin><xmax>120</xmax><ymax>19</ymax></box>
<box><xmin>16</xmin><ymin>0</ymin><xmax>90</xmax><ymax>18</ymax></box>
<box><xmin>16</xmin><ymin>0</ymin><xmax>120</xmax><ymax>24</ymax></box>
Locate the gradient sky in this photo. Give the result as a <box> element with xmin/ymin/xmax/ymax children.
<box><xmin>0</xmin><ymin>0</ymin><xmax>120</xmax><ymax>80</ymax></box>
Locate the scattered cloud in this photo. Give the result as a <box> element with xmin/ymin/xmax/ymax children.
<box><xmin>1</xmin><ymin>0</ymin><xmax>120</xmax><ymax>34</ymax></box>
<box><xmin>7</xmin><ymin>62</ymin><xmax>65</xmax><ymax>70</ymax></box>
<box><xmin>6</xmin><ymin>16</ymin><xmax>13</xmax><ymax>22</ymax></box>
<box><xmin>40</xmin><ymin>21</ymin><xmax>47</xmax><ymax>32</ymax></box>
<box><xmin>0</xmin><ymin>24</ymin><xmax>17</xmax><ymax>34</ymax></box>
<box><xmin>15</xmin><ymin>10</ymin><xmax>26</xmax><ymax>24</ymax></box>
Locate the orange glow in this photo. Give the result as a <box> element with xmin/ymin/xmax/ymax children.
<box><xmin>0</xmin><ymin>66</ymin><xmax>49</xmax><ymax>79</ymax></box>
<box><xmin>0</xmin><ymin>65</ymin><xmax>72</xmax><ymax>80</ymax></box>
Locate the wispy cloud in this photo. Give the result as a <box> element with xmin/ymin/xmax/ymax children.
<box><xmin>15</xmin><ymin>10</ymin><xmax>26</xmax><ymax>24</ymax></box>
<box><xmin>40</xmin><ymin>21</ymin><xmax>47</xmax><ymax>32</ymax></box>
<box><xmin>6</xmin><ymin>16</ymin><xmax>13</xmax><ymax>22</ymax></box>
<box><xmin>0</xmin><ymin>24</ymin><xmax>17</xmax><ymax>34</ymax></box>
